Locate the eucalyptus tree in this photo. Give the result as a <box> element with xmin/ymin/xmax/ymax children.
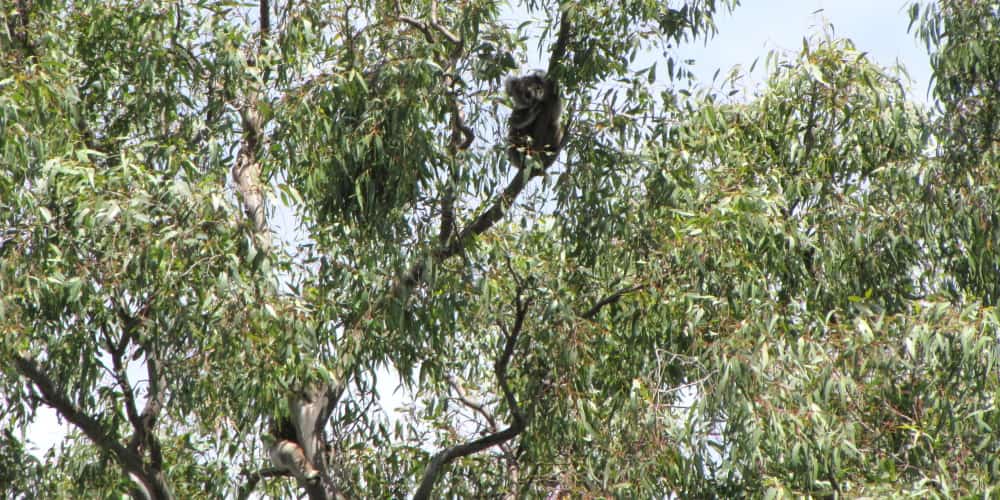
<box><xmin>3</xmin><ymin>0</ymin><xmax>1000</xmax><ymax>498</ymax></box>
<box><xmin>0</xmin><ymin>0</ymin><xmax>735</xmax><ymax>498</ymax></box>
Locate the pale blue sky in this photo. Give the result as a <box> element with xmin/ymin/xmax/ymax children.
<box><xmin>680</xmin><ymin>0</ymin><xmax>932</xmax><ymax>101</ymax></box>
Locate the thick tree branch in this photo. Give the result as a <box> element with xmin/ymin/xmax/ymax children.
<box><xmin>13</xmin><ymin>355</ymin><xmax>173</xmax><ymax>499</ymax></box>
<box><xmin>259</xmin><ymin>0</ymin><xmax>270</xmax><ymax>38</ymax></box>
<box><xmin>428</xmin><ymin>0</ymin><xmax>460</xmax><ymax>45</ymax></box>
<box><xmin>439</xmin><ymin>187</ymin><xmax>456</xmax><ymax>245</ymax></box>
<box><xmin>452</xmin><ymin>166</ymin><xmax>539</xmax><ymax>251</ymax></box>
<box><xmin>398</xmin><ymin>14</ymin><xmax>435</xmax><ymax>43</ymax></box>
<box><xmin>232</xmin><ymin>104</ymin><xmax>268</xmax><ymax>247</ymax></box>
<box><xmin>13</xmin><ymin>355</ymin><xmax>134</xmax><ymax>464</ymax></box>
<box><xmin>232</xmin><ymin>3</ymin><xmax>344</xmax><ymax>499</ymax></box>
<box><xmin>290</xmin><ymin>385</ymin><xmax>334</xmax><ymax>474</ymax></box>
<box><xmin>109</xmin><ymin>299</ymin><xmax>166</xmax><ymax>473</ymax></box>
<box><xmin>413</xmin><ymin>297</ymin><xmax>529</xmax><ymax>500</ymax></box>
<box><xmin>110</xmin><ymin>303</ymin><xmax>151</xmax><ymax>458</ymax></box>
<box><xmin>448</xmin><ymin>98</ymin><xmax>475</xmax><ymax>152</ymax></box>
<box><xmin>232</xmin><ymin>0</ymin><xmax>272</xmax><ymax>249</ymax></box>
<box><xmin>103</xmin><ymin>311</ymin><xmax>143</xmax><ymax>455</ymax></box>
<box><xmin>389</xmin><ymin>165</ymin><xmax>540</xmax><ymax>308</ymax></box>
<box><xmin>141</xmin><ymin>343</ymin><xmax>168</xmax><ymax>470</ymax></box>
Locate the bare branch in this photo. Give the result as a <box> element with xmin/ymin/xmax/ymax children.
<box><xmin>439</xmin><ymin>188</ymin><xmax>455</xmax><ymax>245</ymax></box>
<box><xmin>103</xmin><ymin>305</ymin><xmax>143</xmax><ymax>452</ymax></box>
<box><xmin>429</xmin><ymin>1</ymin><xmax>460</xmax><ymax>45</ymax></box>
<box><xmin>498</xmin><ymin>299</ymin><xmax>529</xmax><ymax>428</ymax></box>
<box><xmin>13</xmin><ymin>355</ymin><xmax>133</xmax><ymax>463</ymax></box>
<box><xmin>398</xmin><ymin>15</ymin><xmax>435</xmax><ymax>43</ymax></box>
<box><xmin>390</xmin><ymin>165</ymin><xmax>540</xmax><ymax>304</ymax></box>
<box><xmin>413</xmin><ymin>297</ymin><xmax>529</xmax><ymax>500</ymax></box>
<box><xmin>448</xmin><ymin>99</ymin><xmax>474</xmax><ymax>151</ymax></box>
<box><xmin>232</xmin><ymin>103</ymin><xmax>268</xmax><ymax>248</ymax></box>
<box><xmin>237</xmin><ymin>467</ymin><xmax>290</xmax><ymax>500</ymax></box>
<box><xmin>12</xmin><ymin>355</ymin><xmax>174</xmax><ymax>499</ymax></box>
<box><xmin>140</xmin><ymin>343</ymin><xmax>168</xmax><ymax>470</ymax></box>
<box><xmin>107</xmin><ymin>336</ymin><xmax>142</xmax><ymax>452</ymax></box>
<box><xmin>448</xmin><ymin>377</ymin><xmax>499</xmax><ymax>432</ymax></box>
<box><xmin>260</xmin><ymin>0</ymin><xmax>270</xmax><ymax>38</ymax></box>
<box><xmin>284</xmin><ymin>384</ymin><xmax>344</xmax><ymax>500</ymax></box>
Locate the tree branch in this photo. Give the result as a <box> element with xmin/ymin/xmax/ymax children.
<box><xmin>429</xmin><ymin>0</ymin><xmax>460</xmax><ymax>45</ymax></box>
<box><xmin>448</xmin><ymin>376</ymin><xmax>499</xmax><ymax>432</ymax></box>
<box><xmin>237</xmin><ymin>467</ymin><xmax>290</xmax><ymax>500</ymax></box>
<box><xmin>448</xmin><ymin>97</ymin><xmax>475</xmax><ymax>152</ymax></box>
<box><xmin>413</xmin><ymin>297</ymin><xmax>529</xmax><ymax>500</ymax></box>
<box><xmin>398</xmin><ymin>14</ymin><xmax>435</xmax><ymax>43</ymax></box>
<box><xmin>396</xmin><ymin>0</ymin><xmax>471</xmax><ymax>252</ymax></box>
<box><xmin>580</xmin><ymin>284</ymin><xmax>644</xmax><ymax>320</ymax></box>
<box><xmin>234</xmin><ymin>3</ymin><xmax>344</xmax><ymax>498</ymax></box>
<box><xmin>12</xmin><ymin>355</ymin><xmax>173</xmax><ymax>499</ymax></box>
<box><xmin>140</xmin><ymin>342</ymin><xmax>167</xmax><ymax>470</ymax></box>
<box><xmin>103</xmin><ymin>311</ymin><xmax>143</xmax><ymax>455</ymax></box>
<box><xmin>110</xmin><ymin>301</ymin><xmax>153</xmax><ymax>460</ymax></box>
<box><xmin>232</xmin><ymin>0</ymin><xmax>272</xmax><ymax>249</ymax></box>
<box><xmin>259</xmin><ymin>0</ymin><xmax>270</xmax><ymax>39</ymax></box>
<box><xmin>547</xmin><ymin>8</ymin><xmax>573</xmax><ymax>77</ymax></box>
<box><xmin>453</xmin><ymin>167</ymin><xmax>539</xmax><ymax>251</ymax></box>
<box><xmin>13</xmin><ymin>355</ymin><xmax>133</xmax><ymax>463</ymax></box>
<box><xmin>390</xmin><ymin>165</ymin><xmax>540</xmax><ymax>306</ymax></box>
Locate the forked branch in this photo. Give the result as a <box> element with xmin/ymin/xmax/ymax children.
<box><xmin>13</xmin><ymin>355</ymin><xmax>174</xmax><ymax>499</ymax></box>
<box><xmin>412</xmin><ymin>295</ymin><xmax>530</xmax><ymax>500</ymax></box>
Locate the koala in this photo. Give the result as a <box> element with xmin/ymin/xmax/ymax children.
<box><xmin>506</xmin><ymin>72</ymin><xmax>563</xmax><ymax>169</ymax></box>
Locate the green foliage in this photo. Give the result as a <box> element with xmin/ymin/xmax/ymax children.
<box><xmin>4</xmin><ymin>0</ymin><xmax>1000</xmax><ymax>498</ymax></box>
<box><xmin>0</xmin><ymin>429</ymin><xmax>44</xmax><ymax>498</ymax></box>
<box><xmin>274</xmin><ymin>61</ymin><xmax>444</xmax><ymax>234</ymax></box>
<box><xmin>910</xmin><ymin>0</ymin><xmax>1000</xmax><ymax>305</ymax></box>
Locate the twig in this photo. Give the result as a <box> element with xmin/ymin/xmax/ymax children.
<box><xmin>448</xmin><ymin>377</ymin><xmax>499</xmax><ymax>432</ymax></box>
<box><xmin>580</xmin><ymin>284</ymin><xmax>644</xmax><ymax>319</ymax></box>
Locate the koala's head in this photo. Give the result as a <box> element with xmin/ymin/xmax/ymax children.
<box><xmin>506</xmin><ymin>72</ymin><xmax>549</xmax><ymax>109</ymax></box>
